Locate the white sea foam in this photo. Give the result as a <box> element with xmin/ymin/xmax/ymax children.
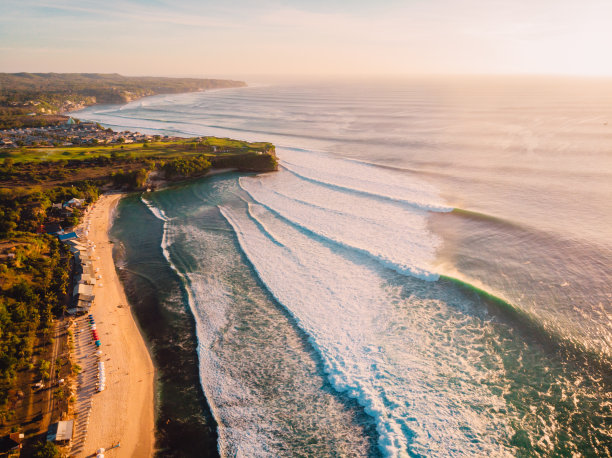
<box><xmin>239</xmin><ymin>171</ymin><xmax>440</xmax><ymax>280</ymax></box>
<box><xmin>141</xmin><ymin>195</ymin><xmax>170</xmax><ymax>221</ymax></box>
<box><xmin>220</xmin><ymin>203</ymin><xmax>515</xmax><ymax>457</ymax></box>
<box><xmin>279</xmin><ymin>149</ymin><xmax>452</xmax><ymax>213</ymax></box>
<box><xmin>141</xmin><ymin>196</ymin><xmax>283</xmax><ymax>456</ymax></box>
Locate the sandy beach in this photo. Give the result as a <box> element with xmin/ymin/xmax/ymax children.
<box><xmin>75</xmin><ymin>194</ymin><xmax>155</xmax><ymax>457</ymax></box>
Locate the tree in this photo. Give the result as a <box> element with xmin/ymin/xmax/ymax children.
<box><xmin>32</xmin><ymin>441</ymin><xmax>61</xmax><ymax>458</ymax></box>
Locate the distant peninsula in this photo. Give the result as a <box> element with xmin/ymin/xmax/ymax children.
<box><xmin>0</xmin><ymin>73</ymin><xmax>246</xmax><ymax>130</ymax></box>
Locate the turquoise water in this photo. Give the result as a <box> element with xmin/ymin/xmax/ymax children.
<box><xmin>85</xmin><ymin>78</ymin><xmax>611</xmax><ymax>456</ymax></box>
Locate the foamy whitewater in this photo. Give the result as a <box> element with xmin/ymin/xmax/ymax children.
<box><xmin>82</xmin><ymin>78</ymin><xmax>612</xmax><ymax>457</ymax></box>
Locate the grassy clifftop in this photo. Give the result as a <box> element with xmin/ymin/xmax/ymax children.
<box><xmin>1</xmin><ymin>137</ymin><xmax>277</xmax><ymax>190</ymax></box>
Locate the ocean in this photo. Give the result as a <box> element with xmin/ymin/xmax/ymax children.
<box><xmin>77</xmin><ymin>77</ymin><xmax>611</xmax><ymax>457</ymax></box>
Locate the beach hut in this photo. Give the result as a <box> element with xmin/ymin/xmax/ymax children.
<box><xmin>47</xmin><ymin>420</ymin><xmax>74</xmax><ymax>444</ymax></box>
<box><xmin>0</xmin><ymin>432</ymin><xmax>24</xmax><ymax>455</ymax></box>
<box><xmin>58</xmin><ymin>232</ymin><xmax>78</xmax><ymax>241</ymax></box>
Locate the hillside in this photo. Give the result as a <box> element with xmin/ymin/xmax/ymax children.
<box><xmin>0</xmin><ymin>73</ymin><xmax>246</xmax><ymax>129</ymax></box>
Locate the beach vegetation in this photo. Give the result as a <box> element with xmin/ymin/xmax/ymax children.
<box><xmin>31</xmin><ymin>441</ymin><xmax>60</xmax><ymax>458</ymax></box>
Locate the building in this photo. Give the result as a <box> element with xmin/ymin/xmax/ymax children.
<box><xmin>47</xmin><ymin>420</ymin><xmax>74</xmax><ymax>444</ymax></box>
<box><xmin>57</xmin><ymin>232</ymin><xmax>78</xmax><ymax>242</ymax></box>
<box><xmin>0</xmin><ymin>432</ymin><xmax>24</xmax><ymax>456</ymax></box>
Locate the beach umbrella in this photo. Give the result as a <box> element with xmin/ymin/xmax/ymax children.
<box><xmin>96</xmin><ymin>350</ymin><xmax>103</xmax><ymax>357</ymax></box>
<box><xmin>97</xmin><ymin>448</ymin><xmax>105</xmax><ymax>454</ymax></box>
<box><xmin>95</xmin><ymin>340</ymin><xmax>101</xmax><ymax>347</ymax></box>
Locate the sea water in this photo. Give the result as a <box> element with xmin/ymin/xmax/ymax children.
<box><xmin>85</xmin><ymin>77</ymin><xmax>611</xmax><ymax>457</ymax></box>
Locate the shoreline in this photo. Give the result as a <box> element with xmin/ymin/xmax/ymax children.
<box><xmin>65</xmin><ymin>84</ymin><xmax>248</xmax><ymax>117</ymax></box>
<box><xmin>75</xmin><ymin>194</ymin><xmax>155</xmax><ymax>457</ymax></box>
<box><xmin>112</xmin><ymin>192</ymin><xmax>220</xmax><ymax>456</ymax></box>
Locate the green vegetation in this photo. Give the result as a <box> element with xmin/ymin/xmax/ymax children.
<box><xmin>0</xmin><ymin>184</ymin><xmax>99</xmax><ymax>233</ymax></box>
<box><xmin>162</xmin><ymin>156</ymin><xmax>211</xmax><ymax>179</ymax></box>
<box><xmin>0</xmin><ymin>73</ymin><xmax>246</xmax><ymax>129</ymax></box>
<box><xmin>0</xmin><ymin>138</ymin><xmax>276</xmax><ymax>192</ymax></box>
<box><xmin>31</xmin><ymin>441</ymin><xmax>61</xmax><ymax>458</ymax></box>
<box><xmin>0</xmin><ymin>235</ymin><xmax>71</xmax><ymax>413</ymax></box>
<box><xmin>0</xmin><ymin>137</ymin><xmax>274</xmax><ymax>164</ymax></box>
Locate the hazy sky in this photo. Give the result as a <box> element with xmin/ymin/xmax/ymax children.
<box><xmin>1</xmin><ymin>0</ymin><xmax>611</xmax><ymax>78</ymax></box>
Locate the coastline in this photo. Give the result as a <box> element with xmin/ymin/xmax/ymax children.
<box><xmin>76</xmin><ymin>194</ymin><xmax>155</xmax><ymax>457</ymax></box>
<box><xmin>111</xmin><ymin>192</ymin><xmax>219</xmax><ymax>456</ymax></box>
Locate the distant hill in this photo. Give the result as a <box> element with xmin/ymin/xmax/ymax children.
<box><xmin>0</xmin><ymin>73</ymin><xmax>246</xmax><ymax>129</ymax></box>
